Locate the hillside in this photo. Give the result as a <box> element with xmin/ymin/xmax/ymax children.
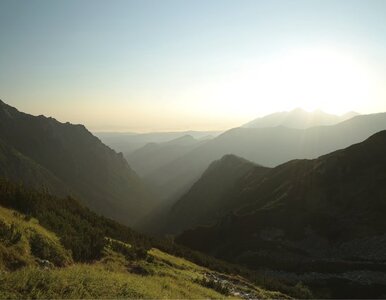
<box><xmin>0</xmin><ymin>206</ymin><xmax>289</xmax><ymax>299</ymax></box>
<box><xmin>144</xmin><ymin>112</ymin><xmax>386</xmax><ymax>201</ymax></box>
<box><xmin>177</xmin><ymin>131</ymin><xmax>386</xmax><ymax>298</ymax></box>
<box><xmin>0</xmin><ymin>180</ymin><xmax>295</xmax><ymax>299</ymax></box>
<box><xmin>0</xmin><ymin>138</ymin><xmax>71</xmax><ymax>196</ymax></box>
<box><xmin>0</xmin><ymin>206</ymin><xmax>73</xmax><ymax>270</ymax></box>
<box><xmin>0</xmin><ymin>100</ymin><xmax>154</xmax><ymax>225</ymax></box>
<box><xmin>243</xmin><ymin>108</ymin><xmax>358</xmax><ymax>129</ymax></box>
<box><xmin>143</xmin><ymin>155</ymin><xmax>266</xmax><ymax>235</ymax></box>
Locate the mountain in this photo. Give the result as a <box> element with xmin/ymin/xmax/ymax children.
<box><xmin>176</xmin><ymin>131</ymin><xmax>386</xmax><ymax>298</ymax></box>
<box><xmin>146</xmin><ymin>155</ymin><xmax>265</xmax><ymax>235</ymax></box>
<box><xmin>0</xmin><ymin>137</ymin><xmax>71</xmax><ymax>196</ymax></box>
<box><xmin>144</xmin><ymin>112</ymin><xmax>386</xmax><ymax>203</ymax></box>
<box><xmin>243</xmin><ymin>108</ymin><xmax>359</xmax><ymax>129</ymax></box>
<box><xmin>0</xmin><ymin>100</ymin><xmax>153</xmax><ymax>225</ymax></box>
<box><xmin>126</xmin><ymin>135</ymin><xmax>210</xmax><ymax>177</ymax></box>
<box><xmin>95</xmin><ymin>130</ymin><xmax>221</xmax><ymax>155</ymax></box>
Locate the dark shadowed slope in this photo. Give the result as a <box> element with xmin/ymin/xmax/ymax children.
<box><xmin>142</xmin><ymin>155</ymin><xmax>267</xmax><ymax>235</ymax></box>
<box><xmin>0</xmin><ymin>100</ymin><xmax>154</xmax><ymax>225</ymax></box>
<box><xmin>145</xmin><ymin>112</ymin><xmax>386</xmax><ymax>201</ymax></box>
<box><xmin>176</xmin><ymin>130</ymin><xmax>386</xmax><ymax>297</ymax></box>
<box><xmin>0</xmin><ymin>137</ymin><xmax>71</xmax><ymax>196</ymax></box>
<box><xmin>243</xmin><ymin>108</ymin><xmax>358</xmax><ymax>129</ymax></box>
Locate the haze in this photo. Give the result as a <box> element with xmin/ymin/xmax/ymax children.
<box><xmin>1</xmin><ymin>0</ymin><xmax>386</xmax><ymax>132</ymax></box>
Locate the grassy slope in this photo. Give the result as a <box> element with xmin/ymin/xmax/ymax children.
<box><xmin>0</xmin><ymin>206</ymin><xmax>288</xmax><ymax>299</ymax></box>
<box><xmin>0</xmin><ymin>206</ymin><xmax>72</xmax><ymax>270</ymax></box>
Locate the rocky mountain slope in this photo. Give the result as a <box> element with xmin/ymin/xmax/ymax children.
<box><xmin>0</xmin><ymin>100</ymin><xmax>153</xmax><ymax>225</ymax></box>
<box><xmin>176</xmin><ymin>130</ymin><xmax>386</xmax><ymax>298</ymax></box>
<box><xmin>143</xmin><ymin>155</ymin><xmax>265</xmax><ymax>235</ymax></box>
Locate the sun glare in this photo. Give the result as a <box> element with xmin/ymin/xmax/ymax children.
<box><xmin>209</xmin><ymin>46</ymin><xmax>375</xmax><ymax>117</ymax></box>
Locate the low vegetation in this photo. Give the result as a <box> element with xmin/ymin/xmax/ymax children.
<box><xmin>0</xmin><ymin>180</ymin><xmax>300</xmax><ymax>298</ymax></box>
<box><xmin>0</xmin><ymin>179</ymin><xmax>151</xmax><ymax>262</ymax></box>
<box><xmin>0</xmin><ymin>206</ymin><xmax>72</xmax><ymax>270</ymax></box>
<box><xmin>0</xmin><ymin>205</ymin><xmax>287</xmax><ymax>299</ymax></box>
<box><xmin>0</xmin><ymin>250</ymin><xmax>225</xmax><ymax>299</ymax></box>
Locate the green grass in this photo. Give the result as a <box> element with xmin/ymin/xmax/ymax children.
<box><xmin>148</xmin><ymin>249</ymin><xmax>289</xmax><ymax>299</ymax></box>
<box><xmin>0</xmin><ymin>250</ymin><xmax>225</xmax><ymax>299</ymax></box>
<box><xmin>0</xmin><ymin>206</ymin><xmax>72</xmax><ymax>270</ymax></box>
<box><xmin>0</xmin><ymin>206</ymin><xmax>290</xmax><ymax>299</ymax></box>
<box><xmin>0</xmin><ymin>247</ymin><xmax>289</xmax><ymax>299</ymax></box>
<box><xmin>0</xmin><ymin>264</ymin><xmax>219</xmax><ymax>299</ymax></box>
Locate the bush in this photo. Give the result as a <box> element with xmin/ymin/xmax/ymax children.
<box><xmin>29</xmin><ymin>231</ymin><xmax>72</xmax><ymax>267</ymax></box>
<box><xmin>0</xmin><ymin>244</ymin><xmax>29</xmax><ymax>270</ymax></box>
<box><xmin>106</xmin><ymin>238</ymin><xmax>148</xmax><ymax>261</ymax></box>
<box><xmin>0</xmin><ymin>180</ymin><xmax>151</xmax><ymax>262</ymax></box>
<box><xmin>195</xmin><ymin>277</ymin><xmax>230</xmax><ymax>295</ymax></box>
<box><xmin>0</xmin><ymin>220</ymin><xmax>21</xmax><ymax>245</ymax></box>
<box><xmin>128</xmin><ymin>263</ymin><xmax>154</xmax><ymax>276</ymax></box>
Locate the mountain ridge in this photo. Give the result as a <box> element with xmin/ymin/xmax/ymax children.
<box><xmin>243</xmin><ymin>108</ymin><xmax>359</xmax><ymax>129</ymax></box>
<box><xmin>0</xmin><ymin>99</ymin><xmax>154</xmax><ymax>225</ymax></box>
<box><xmin>143</xmin><ymin>112</ymin><xmax>386</xmax><ymax>203</ymax></box>
<box><xmin>175</xmin><ymin>130</ymin><xmax>386</xmax><ymax>297</ymax></box>
<box><xmin>143</xmin><ymin>154</ymin><xmax>265</xmax><ymax>235</ymax></box>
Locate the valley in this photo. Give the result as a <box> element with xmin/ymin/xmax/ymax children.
<box><xmin>2</xmin><ymin>1</ymin><xmax>386</xmax><ymax>298</ymax></box>
<box><xmin>0</xmin><ymin>102</ymin><xmax>385</xmax><ymax>299</ymax></box>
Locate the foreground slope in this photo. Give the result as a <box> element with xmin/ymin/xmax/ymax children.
<box><xmin>0</xmin><ymin>206</ymin><xmax>287</xmax><ymax>299</ymax></box>
<box><xmin>0</xmin><ymin>206</ymin><xmax>73</xmax><ymax>270</ymax></box>
<box><xmin>0</xmin><ymin>100</ymin><xmax>153</xmax><ymax>225</ymax></box>
<box><xmin>0</xmin><ymin>180</ymin><xmax>292</xmax><ymax>299</ymax></box>
<box><xmin>177</xmin><ymin>131</ymin><xmax>386</xmax><ymax>298</ymax></box>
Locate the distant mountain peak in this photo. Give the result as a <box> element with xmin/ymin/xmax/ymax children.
<box><xmin>220</xmin><ymin>153</ymin><xmax>242</xmax><ymax>160</ymax></box>
<box><xmin>291</xmin><ymin>107</ymin><xmax>308</xmax><ymax>113</ymax></box>
<box><xmin>172</xmin><ymin>134</ymin><xmax>195</xmax><ymax>142</ymax></box>
<box><xmin>218</xmin><ymin>154</ymin><xmax>252</xmax><ymax>164</ymax></box>
<box><xmin>164</xmin><ymin>134</ymin><xmax>197</xmax><ymax>146</ymax></box>
<box><xmin>342</xmin><ymin>111</ymin><xmax>360</xmax><ymax>118</ymax></box>
<box><xmin>243</xmin><ymin>108</ymin><xmax>359</xmax><ymax>129</ymax></box>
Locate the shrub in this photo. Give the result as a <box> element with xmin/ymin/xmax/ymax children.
<box><xmin>29</xmin><ymin>231</ymin><xmax>72</xmax><ymax>267</ymax></box>
<box><xmin>106</xmin><ymin>238</ymin><xmax>148</xmax><ymax>261</ymax></box>
<box><xmin>0</xmin><ymin>244</ymin><xmax>29</xmax><ymax>270</ymax></box>
<box><xmin>0</xmin><ymin>220</ymin><xmax>21</xmax><ymax>245</ymax></box>
<box><xmin>0</xmin><ymin>180</ymin><xmax>151</xmax><ymax>262</ymax></box>
<box><xmin>195</xmin><ymin>277</ymin><xmax>230</xmax><ymax>295</ymax></box>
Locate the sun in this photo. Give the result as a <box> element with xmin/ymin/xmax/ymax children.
<box><xmin>208</xmin><ymin>46</ymin><xmax>375</xmax><ymax>117</ymax></box>
<box><xmin>271</xmin><ymin>47</ymin><xmax>372</xmax><ymax>114</ymax></box>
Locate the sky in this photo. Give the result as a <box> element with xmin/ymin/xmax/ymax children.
<box><xmin>0</xmin><ymin>0</ymin><xmax>386</xmax><ymax>132</ymax></box>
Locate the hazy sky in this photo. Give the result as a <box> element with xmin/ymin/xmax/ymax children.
<box><xmin>1</xmin><ymin>0</ymin><xmax>386</xmax><ymax>132</ymax></box>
